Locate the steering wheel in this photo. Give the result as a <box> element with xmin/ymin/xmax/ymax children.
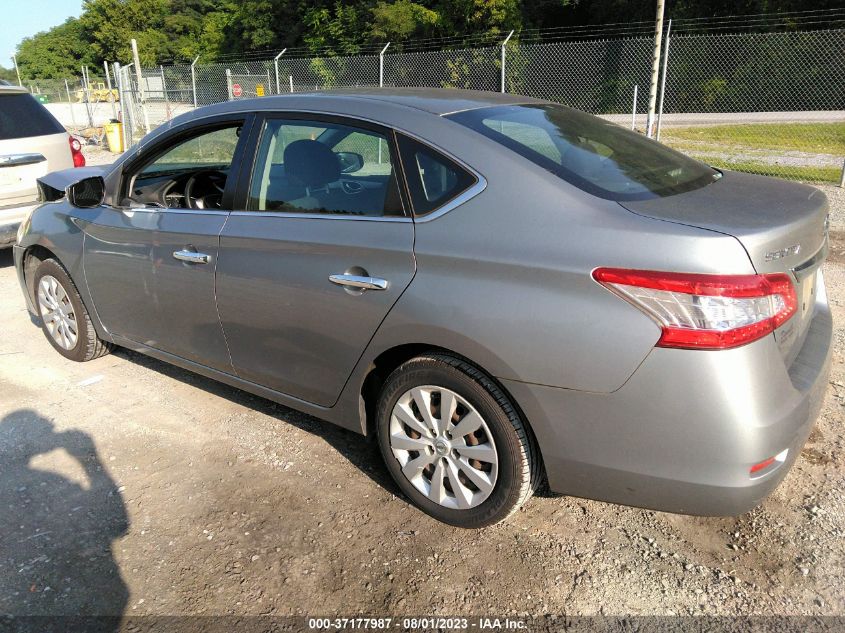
<box><xmin>184</xmin><ymin>169</ymin><xmax>227</xmax><ymax>210</ymax></box>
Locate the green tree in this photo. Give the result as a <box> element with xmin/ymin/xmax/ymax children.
<box><xmin>302</xmin><ymin>2</ymin><xmax>369</xmax><ymax>55</ymax></box>
<box><xmin>16</xmin><ymin>18</ymin><xmax>95</xmax><ymax>79</ymax></box>
<box><xmin>0</xmin><ymin>66</ymin><xmax>18</xmax><ymax>83</ymax></box>
<box><xmin>370</xmin><ymin>0</ymin><xmax>440</xmax><ymax>41</ymax></box>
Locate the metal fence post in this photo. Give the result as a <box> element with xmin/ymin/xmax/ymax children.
<box><xmin>631</xmin><ymin>84</ymin><xmax>638</xmax><ymax>130</ymax></box>
<box><xmin>104</xmin><ymin>60</ymin><xmax>117</xmax><ymax>120</ymax></box>
<box><xmin>190</xmin><ymin>55</ymin><xmax>200</xmax><ymax>108</ymax></box>
<box><xmin>379</xmin><ymin>43</ymin><xmax>391</xmax><ymax>87</ymax></box>
<box><xmin>226</xmin><ymin>68</ymin><xmax>233</xmax><ymax>100</ymax></box>
<box><xmin>64</xmin><ymin>79</ymin><xmax>77</xmax><ymax>128</ymax></box>
<box><xmin>274</xmin><ymin>49</ymin><xmax>287</xmax><ymax>94</ymax></box>
<box><xmin>655</xmin><ymin>20</ymin><xmax>672</xmax><ymax>141</ymax></box>
<box><xmin>289</xmin><ymin>75</ymin><xmax>294</xmax><ymax>93</ymax></box>
<box><xmin>131</xmin><ymin>38</ymin><xmax>151</xmax><ymax>134</ymax></box>
<box><xmin>839</xmin><ymin>159</ymin><xmax>845</xmax><ymax>188</ymax></box>
<box><xmin>501</xmin><ymin>30</ymin><xmax>514</xmax><ymax>93</ymax></box>
<box><xmin>81</xmin><ymin>65</ymin><xmax>94</xmax><ymax>127</ymax></box>
<box><xmin>114</xmin><ymin>62</ymin><xmax>131</xmax><ymax>150</ymax></box>
<box><xmin>159</xmin><ymin>65</ymin><xmax>171</xmax><ymax>120</ymax></box>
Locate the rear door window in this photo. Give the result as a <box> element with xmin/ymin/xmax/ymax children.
<box><xmin>247</xmin><ymin>118</ymin><xmax>404</xmax><ymax>217</ymax></box>
<box><xmin>0</xmin><ymin>93</ymin><xmax>65</xmax><ymax>140</ymax></box>
<box><xmin>396</xmin><ymin>135</ymin><xmax>476</xmax><ymax>216</ymax></box>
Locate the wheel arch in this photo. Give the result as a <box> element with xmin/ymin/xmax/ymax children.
<box><xmin>358</xmin><ymin>343</ymin><xmax>544</xmax><ymax>477</ymax></box>
<box><xmin>21</xmin><ymin>244</ymin><xmax>60</xmax><ymax>306</ymax></box>
<box><xmin>20</xmin><ymin>242</ymin><xmax>111</xmax><ymax>343</ymax></box>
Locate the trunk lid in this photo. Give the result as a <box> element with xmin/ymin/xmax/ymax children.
<box><xmin>0</xmin><ymin>133</ymin><xmax>73</xmax><ymax>206</ymax></box>
<box><xmin>620</xmin><ymin>170</ymin><xmax>829</xmax><ymax>364</ymax></box>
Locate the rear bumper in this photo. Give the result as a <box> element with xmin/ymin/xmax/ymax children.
<box><xmin>505</xmin><ymin>273</ymin><xmax>832</xmax><ymax>516</ymax></box>
<box><xmin>0</xmin><ymin>201</ymin><xmax>36</xmax><ymax>247</ymax></box>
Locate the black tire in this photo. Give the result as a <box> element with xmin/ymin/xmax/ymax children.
<box><xmin>32</xmin><ymin>258</ymin><xmax>112</xmax><ymax>362</ymax></box>
<box><xmin>376</xmin><ymin>353</ymin><xmax>540</xmax><ymax>528</ymax></box>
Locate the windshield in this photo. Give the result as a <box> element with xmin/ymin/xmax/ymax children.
<box><xmin>447</xmin><ymin>104</ymin><xmax>720</xmax><ymax>201</ymax></box>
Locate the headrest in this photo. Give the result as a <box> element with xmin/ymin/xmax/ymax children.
<box><xmin>283</xmin><ymin>139</ymin><xmax>341</xmax><ymax>187</ymax></box>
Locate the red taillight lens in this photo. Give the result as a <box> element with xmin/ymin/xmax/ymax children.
<box><xmin>592</xmin><ymin>268</ymin><xmax>797</xmax><ymax>350</ymax></box>
<box><xmin>69</xmin><ymin>136</ymin><xmax>85</xmax><ymax>167</ymax></box>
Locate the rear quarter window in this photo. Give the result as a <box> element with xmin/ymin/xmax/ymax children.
<box><xmin>0</xmin><ymin>93</ymin><xmax>65</xmax><ymax>141</ymax></box>
<box><xmin>397</xmin><ymin>135</ymin><xmax>477</xmax><ymax>216</ymax></box>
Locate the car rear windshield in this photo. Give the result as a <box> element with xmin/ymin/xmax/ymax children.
<box><xmin>447</xmin><ymin>104</ymin><xmax>720</xmax><ymax>201</ymax></box>
<box><xmin>0</xmin><ymin>93</ymin><xmax>65</xmax><ymax>141</ymax></box>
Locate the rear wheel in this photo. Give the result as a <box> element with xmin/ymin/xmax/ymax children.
<box><xmin>376</xmin><ymin>353</ymin><xmax>540</xmax><ymax>528</ymax></box>
<box><xmin>33</xmin><ymin>258</ymin><xmax>112</xmax><ymax>362</ymax></box>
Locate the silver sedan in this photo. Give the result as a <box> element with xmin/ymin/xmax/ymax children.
<box><xmin>13</xmin><ymin>88</ymin><xmax>831</xmax><ymax>527</ymax></box>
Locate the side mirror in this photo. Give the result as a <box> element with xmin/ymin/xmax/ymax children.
<box><xmin>67</xmin><ymin>176</ymin><xmax>106</xmax><ymax>208</ymax></box>
<box><xmin>336</xmin><ymin>151</ymin><xmax>364</xmax><ymax>174</ymax></box>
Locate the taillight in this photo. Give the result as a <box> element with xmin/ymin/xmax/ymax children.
<box><xmin>592</xmin><ymin>268</ymin><xmax>797</xmax><ymax>350</ymax></box>
<box><xmin>69</xmin><ymin>136</ymin><xmax>85</xmax><ymax>167</ymax></box>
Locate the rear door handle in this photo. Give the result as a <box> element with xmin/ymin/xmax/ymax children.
<box><xmin>173</xmin><ymin>250</ymin><xmax>210</xmax><ymax>264</ymax></box>
<box><xmin>329</xmin><ymin>274</ymin><xmax>388</xmax><ymax>291</ymax></box>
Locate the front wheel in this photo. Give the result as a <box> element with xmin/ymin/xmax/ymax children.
<box><xmin>33</xmin><ymin>258</ymin><xmax>112</xmax><ymax>362</ymax></box>
<box><xmin>376</xmin><ymin>353</ymin><xmax>540</xmax><ymax>528</ymax></box>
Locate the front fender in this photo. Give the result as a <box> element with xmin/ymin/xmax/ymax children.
<box><xmin>16</xmin><ymin>201</ymin><xmax>110</xmax><ymax>342</ymax></box>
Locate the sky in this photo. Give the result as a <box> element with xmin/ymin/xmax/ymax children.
<box><xmin>2</xmin><ymin>0</ymin><xmax>83</xmax><ymax>69</ymax></box>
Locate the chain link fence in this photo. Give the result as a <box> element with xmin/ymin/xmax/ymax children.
<box><xmin>38</xmin><ymin>27</ymin><xmax>845</xmax><ymax>185</ymax></box>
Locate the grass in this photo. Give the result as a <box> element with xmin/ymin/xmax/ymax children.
<box><xmin>703</xmin><ymin>158</ymin><xmax>842</xmax><ymax>184</ymax></box>
<box><xmin>660</xmin><ymin>122</ymin><xmax>845</xmax><ymax>155</ymax></box>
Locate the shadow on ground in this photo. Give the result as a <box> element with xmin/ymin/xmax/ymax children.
<box><xmin>0</xmin><ymin>410</ymin><xmax>128</xmax><ymax>625</ymax></box>
<box><xmin>112</xmin><ymin>347</ymin><xmax>401</xmax><ymax>497</ymax></box>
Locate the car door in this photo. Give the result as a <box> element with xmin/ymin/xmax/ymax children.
<box><xmin>215</xmin><ymin>114</ymin><xmax>415</xmax><ymax>407</ymax></box>
<box><xmin>82</xmin><ymin>115</ymin><xmax>252</xmax><ymax>371</ymax></box>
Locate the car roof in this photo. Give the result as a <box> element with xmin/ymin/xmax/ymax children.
<box><xmin>197</xmin><ymin>87</ymin><xmax>545</xmax><ymax>119</ymax></box>
<box><xmin>0</xmin><ymin>84</ymin><xmax>29</xmax><ymax>94</ymax></box>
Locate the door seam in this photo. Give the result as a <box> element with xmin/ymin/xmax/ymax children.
<box><xmin>214</xmin><ymin>211</ymin><xmax>239</xmax><ymax>378</ymax></box>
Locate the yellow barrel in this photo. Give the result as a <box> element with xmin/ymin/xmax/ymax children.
<box><xmin>104</xmin><ymin>121</ymin><xmax>124</xmax><ymax>153</ymax></box>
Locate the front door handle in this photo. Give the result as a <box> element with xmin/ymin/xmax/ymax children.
<box><xmin>173</xmin><ymin>250</ymin><xmax>210</xmax><ymax>264</ymax></box>
<box><xmin>329</xmin><ymin>274</ymin><xmax>388</xmax><ymax>291</ymax></box>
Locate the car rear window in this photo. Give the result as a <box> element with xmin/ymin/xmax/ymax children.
<box><xmin>0</xmin><ymin>93</ymin><xmax>65</xmax><ymax>141</ymax></box>
<box><xmin>447</xmin><ymin>104</ymin><xmax>720</xmax><ymax>201</ymax></box>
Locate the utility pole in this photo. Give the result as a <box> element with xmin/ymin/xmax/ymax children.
<box><xmin>645</xmin><ymin>0</ymin><xmax>665</xmax><ymax>138</ymax></box>
<box><xmin>12</xmin><ymin>54</ymin><xmax>22</xmax><ymax>86</ymax></box>
<box><xmin>131</xmin><ymin>38</ymin><xmax>150</xmax><ymax>134</ymax></box>
<box><xmin>655</xmin><ymin>19</ymin><xmax>672</xmax><ymax>141</ymax></box>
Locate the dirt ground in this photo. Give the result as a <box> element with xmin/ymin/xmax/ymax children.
<box><xmin>0</xmin><ymin>151</ymin><xmax>843</xmax><ymax>619</ymax></box>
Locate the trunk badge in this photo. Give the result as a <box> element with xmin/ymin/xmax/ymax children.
<box><xmin>765</xmin><ymin>244</ymin><xmax>801</xmax><ymax>262</ymax></box>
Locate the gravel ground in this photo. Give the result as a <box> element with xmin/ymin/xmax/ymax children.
<box><xmin>0</xmin><ymin>147</ymin><xmax>842</xmax><ymax>620</ymax></box>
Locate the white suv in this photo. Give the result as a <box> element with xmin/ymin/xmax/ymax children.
<box><xmin>1</xmin><ymin>84</ymin><xmax>84</xmax><ymax>246</ymax></box>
